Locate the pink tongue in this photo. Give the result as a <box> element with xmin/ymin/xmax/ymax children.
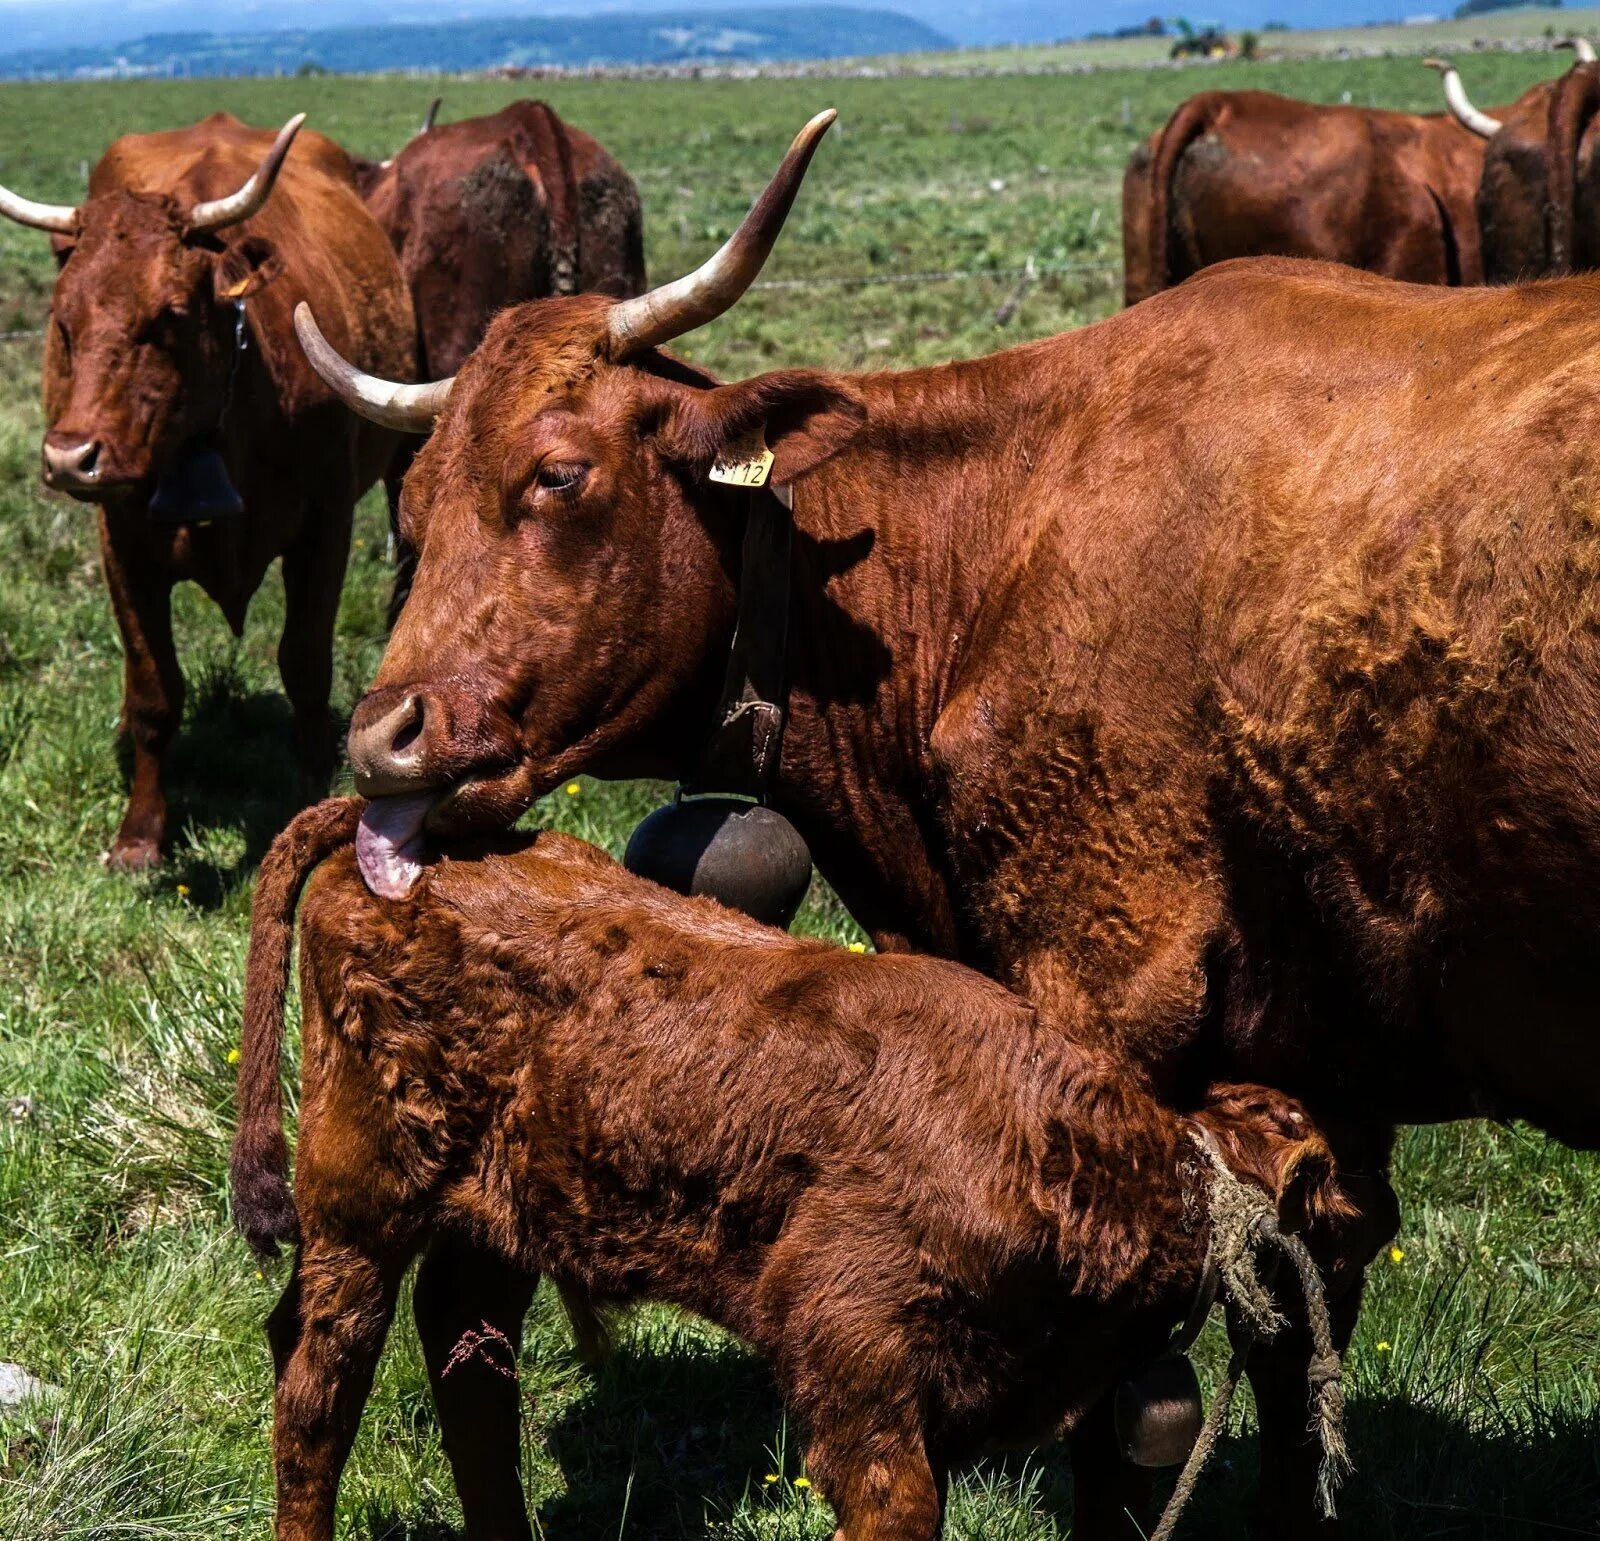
<box><xmin>356</xmin><ymin>793</ymin><xmax>437</xmax><ymax>899</ymax></box>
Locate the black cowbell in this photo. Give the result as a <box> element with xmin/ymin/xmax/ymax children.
<box><xmin>625</xmin><ymin>795</ymin><xmax>813</xmax><ymax>931</ymax></box>
<box><xmin>149</xmin><ymin>441</ymin><xmax>244</xmax><ymax>525</ymax></box>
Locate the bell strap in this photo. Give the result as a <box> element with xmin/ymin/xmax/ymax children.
<box><xmin>688</xmin><ymin>482</ymin><xmax>795</xmax><ymax>800</ymax></box>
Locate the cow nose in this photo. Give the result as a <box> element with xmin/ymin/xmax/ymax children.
<box><xmin>41</xmin><ymin>432</ymin><xmax>101</xmax><ymax>491</ymax></box>
<box><xmin>348</xmin><ymin>688</ymin><xmax>437</xmax><ymax>796</ymax></box>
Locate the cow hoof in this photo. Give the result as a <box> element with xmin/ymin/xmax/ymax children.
<box><xmin>104</xmin><ymin>839</ymin><xmax>162</xmax><ymax>872</ymax></box>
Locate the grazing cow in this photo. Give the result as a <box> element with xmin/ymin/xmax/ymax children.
<box><xmin>1123</xmin><ymin>52</ymin><xmax>1597</xmax><ymax>304</ymax></box>
<box><xmin>301</xmin><ymin>112</ymin><xmax>1600</xmax><ymax>1536</ymax></box>
<box><xmin>360</xmin><ymin>99</ymin><xmax>645</xmax><ymax>382</ymax></box>
<box><xmin>0</xmin><ymin>113</ymin><xmax>413</xmax><ymax>868</ymax></box>
<box><xmin>232</xmin><ymin>796</ymin><xmax>1354</xmax><ymax>1541</ymax></box>
<box><xmin>1121</xmin><ymin>86</ymin><xmax>1495</xmax><ymax>303</ymax></box>
<box><xmin>1424</xmin><ymin>46</ymin><xmax>1597</xmax><ymax>281</ymax></box>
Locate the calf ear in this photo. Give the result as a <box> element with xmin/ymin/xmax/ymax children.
<box><xmin>657</xmin><ymin>369</ymin><xmax>867</xmax><ymax>486</ymax></box>
<box><xmin>213</xmin><ymin>235</ymin><xmax>283</xmax><ymax>302</ymax></box>
<box><xmin>1194</xmin><ymin>1084</ymin><xmax>1353</xmax><ymax>1232</ymax></box>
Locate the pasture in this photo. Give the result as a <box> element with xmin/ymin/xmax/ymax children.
<box><xmin>2</xmin><ymin>50</ymin><xmax>1599</xmax><ymax>1539</ymax></box>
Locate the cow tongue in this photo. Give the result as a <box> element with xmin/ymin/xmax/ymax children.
<box><xmin>356</xmin><ymin>793</ymin><xmax>437</xmax><ymax>899</ymax></box>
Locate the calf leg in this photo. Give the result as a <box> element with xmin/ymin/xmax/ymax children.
<box><xmin>278</xmin><ymin>507</ymin><xmax>352</xmax><ymax>801</ymax></box>
<box><xmin>267</xmin><ymin>1238</ymin><xmax>406</xmax><ymax>1541</ymax></box>
<box><xmin>412</xmin><ymin>1235</ymin><xmax>539</xmax><ymax>1541</ymax></box>
<box><xmin>807</xmin><ymin>1426</ymin><xmax>946</xmax><ymax>1541</ymax></box>
<box><xmin>98</xmin><ymin>513</ymin><xmax>182</xmax><ymax>869</ymax></box>
<box><xmin>1068</xmin><ymin>1393</ymin><xmax>1162</xmax><ymax>1540</ymax></box>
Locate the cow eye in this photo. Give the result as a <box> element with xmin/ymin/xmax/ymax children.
<box><xmin>535</xmin><ymin>461</ymin><xmax>589</xmax><ymax>496</ymax></box>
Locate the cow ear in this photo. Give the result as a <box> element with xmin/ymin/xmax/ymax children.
<box><xmin>656</xmin><ymin>369</ymin><xmax>867</xmax><ymax>486</ymax></box>
<box><xmin>49</xmin><ymin>232</ymin><xmax>76</xmax><ymax>269</ymax></box>
<box><xmin>213</xmin><ymin>234</ymin><xmax>282</xmax><ymax>302</ymax></box>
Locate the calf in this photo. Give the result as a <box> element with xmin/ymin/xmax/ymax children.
<box><xmin>233</xmin><ymin>798</ymin><xmax>1353</xmax><ymax>1541</ymax></box>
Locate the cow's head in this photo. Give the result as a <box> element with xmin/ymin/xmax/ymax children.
<box><xmin>300</xmin><ymin>112</ymin><xmax>866</xmax><ymax>896</ymax></box>
<box><xmin>0</xmin><ymin>116</ymin><xmax>302</xmax><ymax>500</ymax></box>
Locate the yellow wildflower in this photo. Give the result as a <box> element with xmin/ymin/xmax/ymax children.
<box><xmin>565</xmin><ymin>781</ymin><xmax>582</xmax><ymax>796</ymax></box>
<box><xmin>176</xmin><ymin>884</ymin><xmax>190</xmax><ymax>898</ymax></box>
<box><xmin>848</xmin><ymin>942</ymin><xmax>867</xmax><ymax>953</ymax></box>
<box><xmin>1376</xmin><ymin>1341</ymin><xmax>1392</xmax><ymax>1354</ymax></box>
<box><xmin>226</xmin><ymin>1047</ymin><xmax>241</xmax><ymax>1066</ymax></box>
<box><xmin>763</xmin><ymin>1474</ymin><xmax>779</xmax><ymax>1485</ymax></box>
<box><xmin>794</xmin><ymin>1477</ymin><xmax>812</xmax><ymax>1490</ymax></box>
<box><xmin>1389</xmin><ymin>1246</ymin><xmax>1405</xmax><ymax>1264</ymax></box>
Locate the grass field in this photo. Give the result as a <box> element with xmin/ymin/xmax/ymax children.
<box><xmin>2</xmin><ymin>49</ymin><xmax>1600</xmax><ymax>1541</ymax></box>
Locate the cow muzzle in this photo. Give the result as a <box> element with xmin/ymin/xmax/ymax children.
<box><xmin>41</xmin><ymin>432</ymin><xmax>103</xmax><ymax>496</ymax></box>
<box><xmin>348</xmin><ymin>683</ymin><xmax>522</xmax><ymax>800</ymax></box>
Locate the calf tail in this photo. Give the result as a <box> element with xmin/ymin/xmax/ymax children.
<box><xmin>230</xmin><ymin>796</ymin><xmax>363</xmax><ymax>1258</ymax></box>
<box><xmin>1547</xmin><ymin>62</ymin><xmax>1600</xmax><ymax>272</ymax></box>
<box><xmin>1148</xmin><ymin>94</ymin><xmax>1218</xmax><ymax>291</ymax></box>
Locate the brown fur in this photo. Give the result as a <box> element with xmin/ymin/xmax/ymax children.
<box><xmin>235</xmin><ymin>801</ymin><xmax>1343</xmax><ymax>1541</ymax></box>
<box><xmin>37</xmin><ymin>112</ymin><xmax>413</xmax><ymax>867</ymax></box>
<box><xmin>1122</xmin><ymin>88</ymin><xmax>1528</xmax><ymax>303</ymax></box>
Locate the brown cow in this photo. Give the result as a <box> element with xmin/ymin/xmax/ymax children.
<box><xmin>1121</xmin><ymin>87</ymin><xmax>1491</xmax><ymax>303</ymax></box>
<box><xmin>0</xmin><ymin>112</ymin><xmax>413</xmax><ymax>869</ymax></box>
<box><xmin>1122</xmin><ymin>54</ymin><xmax>1597</xmax><ymax>304</ymax></box>
<box><xmin>232</xmin><ymin>796</ymin><xmax>1354</xmax><ymax>1541</ymax></box>
<box><xmin>301</xmin><ymin>118</ymin><xmax>1600</xmax><ymax>1534</ymax></box>
<box><xmin>361</xmin><ymin>99</ymin><xmax>645</xmax><ymax>382</ymax></box>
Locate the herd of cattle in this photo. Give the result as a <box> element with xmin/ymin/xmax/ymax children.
<box><xmin>9</xmin><ymin>43</ymin><xmax>1600</xmax><ymax>1541</ymax></box>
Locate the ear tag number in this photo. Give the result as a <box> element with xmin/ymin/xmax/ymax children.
<box><xmin>709</xmin><ymin>430</ymin><xmax>774</xmax><ymax>489</ymax></box>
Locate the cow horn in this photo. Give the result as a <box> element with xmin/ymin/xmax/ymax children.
<box><xmin>295</xmin><ymin>303</ymin><xmax>454</xmax><ymax>432</ymax></box>
<box><xmin>379</xmin><ymin>98</ymin><xmax>442</xmax><ymax>170</ymax></box>
<box><xmin>1423</xmin><ymin>59</ymin><xmax>1503</xmax><ymax>138</ymax></box>
<box><xmin>0</xmin><ymin>182</ymin><xmax>78</xmax><ymax>234</ymax></box>
<box><xmin>188</xmin><ymin>114</ymin><xmax>306</xmax><ymax>234</ymax></box>
<box><xmin>604</xmin><ymin>109</ymin><xmax>836</xmax><ymax>359</ymax></box>
<box><xmin>1558</xmin><ymin>37</ymin><xmax>1598</xmax><ymax>63</ymax></box>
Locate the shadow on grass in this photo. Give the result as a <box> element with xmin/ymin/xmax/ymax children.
<box><xmin>122</xmin><ymin>667</ymin><xmax>345</xmax><ymax>906</ymax></box>
<box><xmin>356</xmin><ymin>1373</ymin><xmax>1600</xmax><ymax>1541</ymax></box>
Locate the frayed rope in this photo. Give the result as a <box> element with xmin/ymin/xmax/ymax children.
<box><xmin>1148</xmin><ymin>1131</ymin><xmax>1347</xmax><ymax>1541</ymax></box>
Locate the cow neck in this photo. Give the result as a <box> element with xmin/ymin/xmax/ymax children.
<box><xmin>740</xmin><ymin>365</ymin><xmax>1028</xmax><ymax>954</ymax></box>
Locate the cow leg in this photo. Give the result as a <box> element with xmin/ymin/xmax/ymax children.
<box><xmin>806</xmin><ymin>1424</ymin><xmax>946</xmax><ymax>1541</ymax></box>
<box><xmin>266</xmin><ymin>1238</ymin><xmax>407</xmax><ymax>1541</ymax></box>
<box><xmin>412</xmin><ymin>1235</ymin><xmax>539</xmax><ymax>1541</ymax></box>
<box><xmin>1068</xmin><ymin>1392</ymin><xmax>1161</xmax><ymax>1540</ymax></box>
<box><xmin>278</xmin><ymin>506</ymin><xmax>352</xmax><ymax>800</ymax></box>
<box><xmin>99</xmin><ymin>512</ymin><xmax>181</xmax><ymax>870</ymax></box>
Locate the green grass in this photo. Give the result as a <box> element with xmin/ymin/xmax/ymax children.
<box><xmin>1</xmin><ymin>53</ymin><xmax>1598</xmax><ymax>1540</ymax></box>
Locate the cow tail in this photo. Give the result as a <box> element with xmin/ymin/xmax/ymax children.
<box><xmin>1149</xmin><ymin>94</ymin><xmax>1218</xmax><ymax>290</ymax></box>
<box><xmin>528</xmin><ymin>100</ymin><xmax>581</xmax><ymax>295</ymax></box>
<box><xmin>1547</xmin><ymin>62</ymin><xmax>1600</xmax><ymax>272</ymax></box>
<box><xmin>1425</xmin><ymin>185</ymin><xmax>1463</xmax><ymax>286</ymax></box>
<box><xmin>230</xmin><ymin>796</ymin><xmax>363</xmax><ymax>1258</ymax></box>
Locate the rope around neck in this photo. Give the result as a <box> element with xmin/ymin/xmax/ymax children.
<box><xmin>1148</xmin><ymin>1132</ymin><xmax>1348</xmax><ymax>1541</ymax></box>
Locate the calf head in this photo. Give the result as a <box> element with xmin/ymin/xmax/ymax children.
<box><xmin>301</xmin><ymin>112</ymin><xmax>866</xmax><ymax>896</ymax></box>
<box><xmin>1</xmin><ymin>116</ymin><xmax>302</xmax><ymax>500</ymax></box>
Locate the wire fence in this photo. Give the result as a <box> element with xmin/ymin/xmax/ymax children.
<box><xmin>0</xmin><ymin>258</ymin><xmax>1124</xmax><ymax>345</ymax></box>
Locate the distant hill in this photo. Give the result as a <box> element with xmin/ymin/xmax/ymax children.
<box><xmin>0</xmin><ymin>6</ymin><xmax>952</xmax><ymax>80</ymax></box>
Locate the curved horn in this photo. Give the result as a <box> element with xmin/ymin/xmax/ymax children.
<box><xmin>1558</xmin><ymin>36</ymin><xmax>1598</xmax><ymax>64</ymax></box>
<box><xmin>605</xmin><ymin>109</ymin><xmax>836</xmax><ymax>359</ymax></box>
<box><xmin>188</xmin><ymin>114</ymin><xmax>306</xmax><ymax>234</ymax></box>
<box><xmin>0</xmin><ymin>181</ymin><xmax>78</xmax><ymax>234</ymax></box>
<box><xmin>1423</xmin><ymin>59</ymin><xmax>1502</xmax><ymax>138</ymax></box>
<box><xmin>295</xmin><ymin>303</ymin><xmax>453</xmax><ymax>433</ymax></box>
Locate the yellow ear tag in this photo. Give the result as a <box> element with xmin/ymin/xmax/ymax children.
<box><xmin>220</xmin><ymin>277</ymin><xmax>251</xmax><ymax>300</ymax></box>
<box><xmin>709</xmin><ymin>429</ymin><xmax>774</xmax><ymax>489</ymax></box>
